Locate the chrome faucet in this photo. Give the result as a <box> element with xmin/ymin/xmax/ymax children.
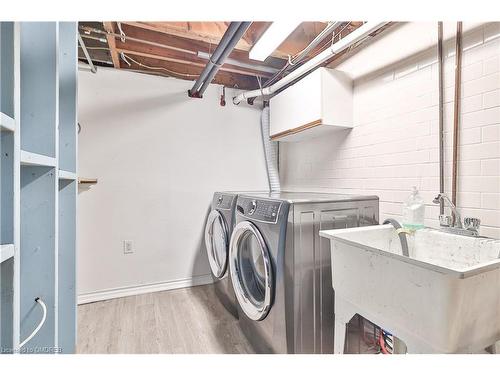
<box><xmin>432</xmin><ymin>193</ymin><xmax>481</xmax><ymax>236</ymax></box>
<box><xmin>433</xmin><ymin>193</ymin><xmax>463</xmax><ymax>228</ymax></box>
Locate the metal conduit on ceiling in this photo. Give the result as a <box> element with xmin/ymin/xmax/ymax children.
<box><xmin>188</xmin><ymin>22</ymin><xmax>251</xmax><ymax>98</ymax></box>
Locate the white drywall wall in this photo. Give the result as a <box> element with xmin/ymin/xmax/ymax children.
<box><xmin>77</xmin><ymin>68</ymin><xmax>268</xmax><ymax>299</ymax></box>
<box><xmin>280</xmin><ymin>22</ymin><xmax>500</xmax><ymax>238</ymax></box>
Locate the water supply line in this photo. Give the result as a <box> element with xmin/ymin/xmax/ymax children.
<box><xmin>383</xmin><ymin>219</ymin><xmax>409</xmax><ymax>257</ymax></box>
<box><xmin>437</xmin><ymin>22</ymin><xmax>445</xmax><ymax>215</ymax></box>
<box><xmin>452</xmin><ymin>22</ymin><xmax>463</xmax><ymax>207</ymax></box>
<box><xmin>260</xmin><ymin>107</ymin><xmax>280</xmax><ymax>192</ymax></box>
<box><xmin>19</xmin><ymin>297</ymin><xmax>47</xmax><ymax>349</ymax></box>
<box><xmin>189</xmin><ymin>22</ymin><xmax>252</xmax><ymax>98</ymax></box>
<box><xmin>233</xmin><ymin>22</ymin><xmax>388</xmax><ymax>104</ymax></box>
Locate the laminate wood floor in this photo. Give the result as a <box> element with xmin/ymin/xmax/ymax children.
<box><xmin>77</xmin><ymin>284</ymin><xmax>255</xmax><ymax>354</ymax></box>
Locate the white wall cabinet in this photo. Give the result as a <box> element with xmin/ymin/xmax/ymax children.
<box><xmin>269</xmin><ymin>68</ymin><xmax>353</xmax><ymax>142</ymax></box>
<box><xmin>0</xmin><ymin>22</ymin><xmax>77</xmax><ymax>354</ymax></box>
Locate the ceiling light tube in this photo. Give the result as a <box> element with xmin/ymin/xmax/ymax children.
<box><xmin>249</xmin><ymin>21</ymin><xmax>301</xmax><ymax>61</ymax></box>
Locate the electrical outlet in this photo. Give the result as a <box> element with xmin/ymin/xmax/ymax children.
<box><xmin>123</xmin><ymin>240</ymin><xmax>133</xmax><ymax>254</ymax></box>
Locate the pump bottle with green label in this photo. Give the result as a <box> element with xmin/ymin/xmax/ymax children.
<box><xmin>402</xmin><ymin>186</ymin><xmax>425</xmax><ymax>230</ymax></box>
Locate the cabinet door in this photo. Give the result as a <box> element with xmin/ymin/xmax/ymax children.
<box><xmin>269</xmin><ymin>70</ymin><xmax>322</xmax><ymax>137</ymax></box>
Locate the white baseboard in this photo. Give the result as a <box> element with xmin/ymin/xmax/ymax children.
<box><xmin>77</xmin><ymin>274</ymin><xmax>213</xmax><ymax>305</ymax></box>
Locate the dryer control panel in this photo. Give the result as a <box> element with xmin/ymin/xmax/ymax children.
<box><xmin>213</xmin><ymin>193</ymin><xmax>235</xmax><ymax>210</ymax></box>
<box><xmin>237</xmin><ymin>197</ymin><xmax>282</xmax><ymax>223</ymax></box>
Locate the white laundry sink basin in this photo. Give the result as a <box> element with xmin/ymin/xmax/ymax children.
<box><xmin>320</xmin><ymin>225</ymin><xmax>500</xmax><ymax>353</ymax></box>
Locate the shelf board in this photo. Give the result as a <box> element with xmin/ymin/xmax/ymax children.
<box><xmin>20</xmin><ymin>150</ymin><xmax>57</xmax><ymax>167</ymax></box>
<box><xmin>0</xmin><ymin>244</ymin><xmax>14</xmax><ymax>263</ymax></box>
<box><xmin>58</xmin><ymin>169</ymin><xmax>77</xmax><ymax>180</ymax></box>
<box><xmin>0</xmin><ymin>112</ymin><xmax>15</xmax><ymax>132</ymax></box>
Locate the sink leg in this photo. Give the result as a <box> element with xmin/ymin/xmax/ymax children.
<box><xmin>334</xmin><ymin>319</ymin><xmax>347</xmax><ymax>354</ymax></box>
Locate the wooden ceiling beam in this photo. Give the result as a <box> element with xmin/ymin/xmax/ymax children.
<box><xmin>80</xmin><ymin>21</ymin><xmax>363</xmax><ymax>90</ymax></box>
<box><xmin>270</xmin><ymin>22</ymin><xmax>331</xmax><ymax>59</ymax></box>
<box><xmin>119</xmin><ymin>54</ymin><xmax>257</xmax><ymax>90</ymax></box>
<box><xmin>118</xmin><ymin>48</ymin><xmax>271</xmax><ymax>79</ymax></box>
<box><xmin>120</xmin><ymin>22</ymin><xmax>331</xmax><ymax>60</ymax></box>
<box><xmin>114</xmin><ymin>38</ymin><xmax>274</xmax><ymax>78</ymax></box>
<box><xmin>102</xmin><ymin>22</ymin><xmax>120</xmax><ymax>68</ymax></box>
<box><xmin>120</xmin><ymin>22</ymin><xmax>254</xmax><ymax>51</ymax></box>
<box><xmin>117</xmin><ymin>23</ymin><xmax>285</xmax><ymax>68</ymax></box>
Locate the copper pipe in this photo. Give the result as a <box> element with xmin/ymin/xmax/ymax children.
<box><xmin>438</xmin><ymin>22</ymin><xmax>445</xmax><ymax>215</ymax></box>
<box><xmin>452</xmin><ymin>22</ymin><xmax>463</xmax><ymax>207</ymax></box>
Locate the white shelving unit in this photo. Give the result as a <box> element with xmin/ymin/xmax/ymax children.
<box><xmin>58</xmin><ymin>169</ymin><xmax>77</xmax><ymax>181</ymax></box>
<box><xmin>0</xmin><ymin>112</ymin><xmax>15</xmax><ymax>132</ymax></box>
<box><xmin>0</xmin><ymin>244</ymin><xmax>14</xmax><ymax>263</ymax></box>
<box><xmin>20</xmin><ymin>150</ymin><xmax>57</xmax><ymax>167</ymax></box>
<box><xmin>1</xmin><ymin>21</ymin><xmax>18</xmax><ymax>354</ymax></box>
<box><xmin>0</xmin><ymin>21</ymin><xmax>77</xmax><ymax>354</ymax></box>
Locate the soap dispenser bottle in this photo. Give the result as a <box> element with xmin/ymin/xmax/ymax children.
<box><xmin>402</xmin><ymin>186</ymin><xmax>425</xmax><ymax>230</ymax></box>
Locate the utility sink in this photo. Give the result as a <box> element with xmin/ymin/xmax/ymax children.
<box><xmin>320</xmin><ymin>225</ymin><xmax>500</xmax><ymax>353</ymax></box>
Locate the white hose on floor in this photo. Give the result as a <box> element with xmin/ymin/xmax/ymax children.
<box><xmin>19</xmin><ymin>297</ymin><xmax>47</xmax><ymax>348</ymax></box>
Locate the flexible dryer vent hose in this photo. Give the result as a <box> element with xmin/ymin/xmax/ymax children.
<box><xmin>260</xmin><ymin>107</ymin><xmax>280</xmax><ymax>192</ymax></box>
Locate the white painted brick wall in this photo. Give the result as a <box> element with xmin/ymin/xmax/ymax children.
<box><xmin>280</xmin><ymin>23</ymin><xmax>500</xmax><ymax>238</ymax></box>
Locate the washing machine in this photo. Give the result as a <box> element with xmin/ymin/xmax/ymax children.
<box><xmin>204</xmin><ymin>191</ymin><xmax>266</xmax><ymax>318</ymax></box>
<box><xmin>229</xmin><ymin>191</ymin><xmax>379</xmax><ymax>353</ymax></box>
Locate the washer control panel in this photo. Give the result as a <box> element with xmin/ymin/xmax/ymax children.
<box><xmin>237</xmin><ymin>197</ymin><xmax>282</xmax><ymax>223</ymax></box>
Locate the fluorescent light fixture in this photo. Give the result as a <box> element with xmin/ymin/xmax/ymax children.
<box><xmin>249</xmin><ymin>21</ymin><xmax>301</xmax><ymax>61</ymax></box>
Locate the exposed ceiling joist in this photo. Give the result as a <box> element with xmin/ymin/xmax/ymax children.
<box><xmin>117</xmin><ymin>48</ymin><xmax>273</xmax><ymax>78</ymax></box>
<box><xmin>78</xmin><ymin>21</ymin><xmax>370</xmax><ymax>91</ymax></box>
<box><xmin>102</xmin><ymin>22</ymin><xmax>120</xmax><ymax>68</ymax></box>
<box><xmin>121</xmin><ymin>22</ymin><xmax>254</xmax><ymax>51</ymax></box>
<box><xmin>120</xmin><ymin>53</ymin><xmax>257</xmax><ymax>89</ymax></box>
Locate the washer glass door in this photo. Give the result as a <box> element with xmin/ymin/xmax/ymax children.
<box><xmin>230</xmin><ymin>221</ymin><xmax>273</xmax><ymax>321</ymax></box>
<box><xmin>204</xmin><ymin>210</ymin><xmax>229</xmax><ymax>279</ymax></box>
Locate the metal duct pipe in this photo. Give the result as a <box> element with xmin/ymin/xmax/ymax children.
<box><xmin>188</xmin><ymin>22</ymin><xmax>249</xmax><ymax>97</ymax></box>
<box><xmin>78</xmin><ymin>33</ymin><xmax>97</xmax><ymax>73</ymax></box>
<box><xmin>189</xmin><ymin>22</ymin><xmax>241</xmax><ymax>95</ymax></box>
<box><xmin>260</xmin><ymin>107</ymin><xmax>280</xmax><ymax>192</ymax></box>
<box><xmin>233</xmin><ymin>22</ymin><xmax>388</xmax><ymax>104</ymax></box>
<box><xmin>195</xmin><ymin>22</ymin><xmax>252</xmax><ymax>97</ymax></box>
<box><xmin>196</xmin><ymin>51</ymin><xmax>279</xmax><ymax>74</ymax></box>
